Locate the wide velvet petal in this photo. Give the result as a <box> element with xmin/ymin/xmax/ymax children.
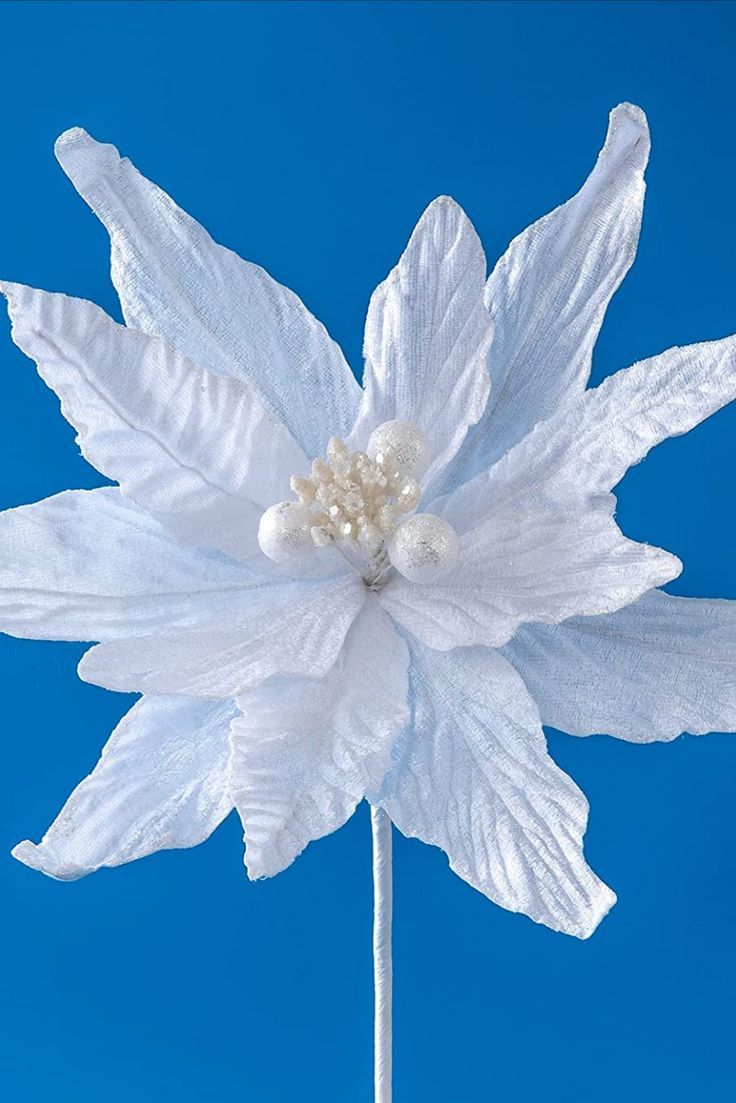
<box><xmin>55</xmin><ymin>127</ymin><xmax>361</xmax><ymax>459</ymax></box>
<box><xmin>437</xmin><ymin>333</ymin><xmax>736</xmax><ymax>532</ymax></box>
<box><xmin>13</xmin><ymin>695</ymin><xmax>237</xmax><ymax>879</ymax></box>
<box><xmin>376</xmin><ymin>644</ymin><xmax>615</xmax><ymax>938</ymax></box>
<box><xmin>2</xmin><ymin>282</ymin><xmax>307</xmax><ymax>563</ymax></box>
<box><xmin>0</xmin><ymin>487</ymin><xmax>260</xmax><ymax>641</ymax></box>
<box><xmin>435</xmin><ymin>102</ymin><xmax>650</xmax><ymax>497</ymax></box>
<box><xmin>78</xmin><ymin>575</ymin><xmax>366</xmax><ymax>699</ymax></box>
<box><xmin>230</xmin><ymin>600</ymin><xmax>409</xmax><ymax>878</ymax></box>
<box><xmin>380</xmin><ymin>507</ymin><xmax>680</xmax><ymax>651</ymax></box>
<box><xmin>349</xmin><ymin>196</ymin><xmax>492</xmax><ymax>491</ymax></box>
<box><xmin>504</xmin><ymin>589</ymin><xmax>736</xmax><ymax>742</ymax></box>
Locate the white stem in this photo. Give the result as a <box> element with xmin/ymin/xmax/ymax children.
<box><xmin>371</xmin><ymin>805</ymin><xmax>393</xmax><ymax>1103</ymax></box>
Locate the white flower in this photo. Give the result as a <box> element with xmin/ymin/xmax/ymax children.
<box><xmin>4</xmin><ymin>102</ymin><xmax>736</xmax><ymax>940</ymax></box>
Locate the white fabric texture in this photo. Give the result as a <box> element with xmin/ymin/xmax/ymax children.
<box><xmin>230</xmin><ymin>600</ymin><xmax>409</xmax><ymax>878</ymax></box>
<box><xmin>348</xmin><ymin>196</ymin><xmax>492</xmax><ymax>490</ymax></box>
<box><xmin>0</xmin><ymin>488</ymin><xmax>263</xmax><ymax>641</ymax></box>
<box><xmin>375</xmin><ymin>644</ymin><xmax>615</xmax><ymax>938</ymax></box>
<box><xmin>435</xmin><ymin>102</ymin><xmax>650</xmax><ymax>498</ymax></box>
<box><xmin>78</xmin><ymin>574</ymin><xmax>365</xmax><ymax>699</ymax></box>
<box><xmin>5</xmin><ymin>103</ymin><xmax>736</xmax><ymax>944</ymax></box>
<box><xmin>13</xmin><ymin>695</ymin><xmax>237</xmax><ymax>880</ymax></box>
<box><xmin>436</xmin><ymin>334</ymin><xmax>736</xmax><ymax>533</ymax></box>
<box><xmin>380</xmin><ymin>507</ymin><xmax>680</xmax><ymax>650</ymax></box>
<box><xmin>54</xmin><ymin>126</ymin><xmax>361</xmax><ymax>460</ymax></box>
<box><xmin>2</xmin><ymin>282</ymin><xmax>307</xmax><ymax>563</ymax></box>
<box><xmin>503</xmin><ymin>589</ymin><xmax>736</xmax><ymax>742</ymax></box>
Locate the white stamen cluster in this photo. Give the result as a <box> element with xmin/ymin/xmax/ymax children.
<box><xmin>258</xmin><ymin>419</ymin><xmax>459</xmax><ymax>585</ymax></box>
<box><xmin>291</xmin><ymin>436</ymin><xmax>421</xmax><ymax>552</ymax></box>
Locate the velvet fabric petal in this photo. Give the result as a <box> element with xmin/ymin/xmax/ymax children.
<box><xmin>13</xmin><ymin>695</ymin><xmax>237</xmax><ymax>880</ymax></box>
<box><xmin>504</xmin><ymin>589</ymin><xmax>736</xmax><ymax>742</ymax></box>
<box><xmin>376</xmin><ymin>644</ymin><xmax>615</xmax><ymax>938</ymax></box>
<box><xmin>55</xmin><ymin>127</ymin><xmax>361</xmax><ymax>459</ymax></box>
<box><xmin>230</xmin><ymin>600</ymin><xmax>409</xmax><ymax>878</ymax></box>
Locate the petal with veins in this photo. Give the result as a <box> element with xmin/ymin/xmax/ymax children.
<box><xmin>230</xmin><ymin>600</ymin><xmax>409</xmax><ymax>879</ymax></box>
<box><xmin>349</xmin><ymin>196</ymin><xmax>492</xmax><ymax>491</ymax></box>
<box><xmin>13</xmin><ymin>695</ymin><xmax>237</xmax><ymax>880</ymax></box>
<box><xmin>504</xmin><ymin>589</ymin><xmax>736</xmax><ymax>743</ymax></box>
<box><xmin>376</xmin><ymin>644</ymin><xmax>615</xmax><ymax>938</ymax></box>
<box><xmin>2</xmin><ymin>283</ymin><xmax>308</xmax><ymax>563</ymax></box>
<box><xmin>55</xmin><ymin>127</ymin><xmax>361</xmax><ymax>459</ymax></box>
<box><xmin>434</xmin><ymin>102</ymin><xmax>650</xmax><ymax>497</ymax></box>
<box><xmin>78</xmin><ymin>575</ymin><xmax>366</xmax><ymax>699</ymax></box>
<box><xmin>380</xmin><ymin>508</ymin><xmax>680</xmax><ymax>651</ymax></box>
<box><xmin>437</xmin><ymin>334</ymin><xmax>736</xmax><ymax>532</ymax></box>
<box><xmin>0</xmin><ymin>487</ymin><xmax>262</xmax><ymax>641</ymax></box>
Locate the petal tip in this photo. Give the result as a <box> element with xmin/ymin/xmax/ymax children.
<box><xmin>0</xmin><ymin>282</ymin><xmax>34</xmax><ymax>332</ymax></box>
<box><xmin>429</xmin><ymin>193</ymin><xmax>463</xmax><ymax>211</ymax></box>
<box><xmin>244</xmin><ymin>850</ymin><xmax>289</xmax><ymax>881</ymax></box>
<box><xmin>422</xmin><ymin>193</ymin><xmax>472</xmax><ymax>227</ymax></box>
<box><xmin>575</xmin><ymin>883</ymin><xmax>617</xmax><ymax>940</ymax></box>
<box><xmin>660</xmin><ymin>549</ymin><xmax>684</xmax><ymax>584</ymax></box>
<box><xmin>76</xmin><ymin>646</ymin><xmax>116</xmax><ymax>692</ymax></box>
<box><xmin>76</xmin><ymin>648</ymin><xmax>94</xmax><ymax>681</ymax></box>
<box><xmin>54</xmin><ymin>127</ymin><xmax>95</xmax><ymax>168</ymax></box>
<box><xmin>55</xmin><ymin>126</ymin><xmax>91</xmax><ymax>152</ymax></box>
<box><xmin>11</xmin><ymin>839</ymin><xmax>37</xmax><ymax>867</ymax></box>
<box><xmin>612</xmin><ymin>101</ymin><xmax>648</xmax><ymax>126</ymax></box>
<box><xmin>55</xmin><ymin>127</ymin><xmax>120</xmax><ymax>188</ymax></box>
<box><xmin>0</xmin><ymin>280</ymin><xmax>20</xmax><ymax>303</ymax></box>
<box><xmin>411</xmin><ymin>194</ymin><xmax>485</xmax><ymax>266</ymax></box>
<box><xmin>12</xmin><ymin>839</ymin><xmax>90</xmax><ymax>881</ymax></box>
<box><xmin>602</xmin><ymin>102</ymin><xmax>650</xmax><ymax>169</ymax></box>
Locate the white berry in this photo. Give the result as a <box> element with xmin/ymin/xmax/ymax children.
<box><xmin>258</xmin><ymin>501</ymin><xmax>315</xmax><ymax>566</ymax></box>
<box><xmin>388</xmin><ymin>513</ymin><xmax>459</xmax><ymax>583</ymax></box>
<box><xmin>367</xmin><ymin>420</ymin><xmax>430</xmax><ymax>478</ymax></box>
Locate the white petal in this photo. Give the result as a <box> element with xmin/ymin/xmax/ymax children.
<box><xmin>0</xmin><ymin>487</ymin><xmax>262</xmax><ymax>641</ymax></box>
<box><xmin>2</xmin><ymin>283</ymin><xmax>308</xmax><ymax>562</ymax></box>
<box><xmin>13</xmin><ymin>695</ymin><xmax>236</xmax><ymax>880</ymax></box>
<box><xmin>434</xmin><ymin>103</ymin><xmax>649</xmax><ymax>497</ymax></box>
<box><xmin>78</xmin><ymin>574</ymin><xmax>365</xmax><ymax>698</ymax></box>
<box><xmin>504</xmin><ymin>589</ymin><xmax>736</xmax><ymax>743</ymax></box>
<box><xmin>437</xmin><ymin>334</ymin><xmax>736</xmax><ymax>532</ymax></box>
<box><xmin>376</xmin><ymin>645</ymin><xmax>615</xmax><ymax>938</ymax></box>
<box><xmin>54</xmin><ymin>127</ymin><xmax>360</xmax><ymax>459</ymax></box>
<box><xmin>230</xmin><ymin>600</ymin><xmax>409</xmax><ymax>879</ymax></box>
<box><xmin>349</xmin><ymin>197</ymin><xmax>492</xmax><ymax>490</ymax></box>
<box><xmin>380</xmin><ymin>508</ymin><xmax>680</xmax><ymax>651</ymax></box>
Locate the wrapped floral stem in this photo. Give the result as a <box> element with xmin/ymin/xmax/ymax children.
<box><xmin>372</xmin><ymin>807</ymin><xmax>393</xmax><ymax>1103</ymax></box>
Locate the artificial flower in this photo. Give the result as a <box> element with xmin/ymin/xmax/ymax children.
<box><xmin>4</xmin><ymin>102</ymin><xmax>736</xmax><ymax>939</ymax></box>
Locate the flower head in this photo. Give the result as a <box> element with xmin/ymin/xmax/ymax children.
<box><xmin>4</xmin><ymin>103</ymin><xmax>736</xmax><ymax>938</ymax></box>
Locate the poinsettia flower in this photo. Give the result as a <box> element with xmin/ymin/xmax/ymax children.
<box><xmin>4</xmin><ymin>102</ymin><xmax>736</xmax><ymax>940</ymax></box>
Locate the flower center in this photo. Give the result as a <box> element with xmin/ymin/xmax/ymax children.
<box><xmin>258</xmin><ymin>420</ymin><xmax>459</xmax><ymax>587</ymax></box>
<box><xmin>296</xmin><ymin>436</ymin><xmax>420</xmax><ymax>548</ymax></box>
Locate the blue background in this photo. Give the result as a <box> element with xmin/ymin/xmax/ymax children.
<box><xmin>1</xmin><ymin>1</ymin><xmax>735</xmax><ymax>1099</ymax></box>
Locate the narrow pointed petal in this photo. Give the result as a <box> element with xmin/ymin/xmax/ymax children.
<box><xmin>380</xmin><ymin>508</ymin><xmax>680</xmax><ymax>651</ymax></box>
<box><xmin>230</xmin><ymin>601</ymin><xmax>409</xmax><ymax>879</ymax></box>
<box><xmin>434</xmin><ymin>103</ymin><xmax>650</xmax><ymax>497</ymax></box>
<box><xmin>504</xmin><ymin>589</ymin><xmax>736</xmax><ymax>742</ymax></box>
<box><xmin>437</xmin><ymin>333</ymin><xmax>736</xmax><ymax>532</ymax></box>
<box><xmin>376</xmin><ymin>645</ymin><xmax>615</xmax><ymax>938</ymax></box>
<box><xmin>54</xmin><ymin>127</ymin><xmax>361</xmax><ymax>459</ymax></box>
<box><xmin>349</xmin><ymin>196</ymin><xmax>492</xmax><ymax>490</ymax></box>
<box><xmin>1</xmin><ymin>283</ymin><xmax>307</xmax><ymax>562</ymax></box>
<box><xmin>13</xmin><ymin>696</ymin><xmax>237</xmax><ymax>880</ymax></box>
<box><xmin>0</xmin><ymin>488</ymin><xmax>263</xmax><ymax>641</ymax></box>
<box><xmin>78</xmin><ymin>575</ymin><xmax>365</xmax><ymax>699</ymax></box>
